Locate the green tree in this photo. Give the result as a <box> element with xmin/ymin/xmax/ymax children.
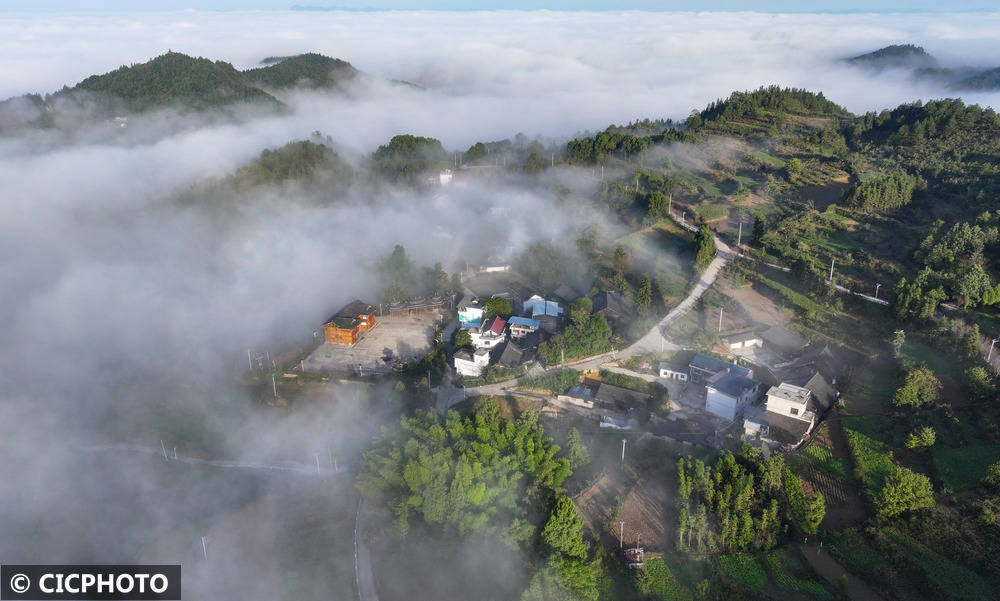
<box><xmin>891</xmin><ymin>329</ymin><xmax>906</xmax><ymax>358</ymax></box>
<box><xmin>454</xmin><ymin>329</ymin><xmax>473</xmax><ymax>349</ymax></box>
<box><xmin>785</xmin><ymin>158</ymin><xmax>802</xmax><ymax>178</ymax></box>
<box><xmin>484</xmin><ymin>297</ymin><xmax>514</xmax><ymax>319</ymax></box>
<box><xmin>645</xmin><ymin>191</ymin><xmax>669</xmax><ymax>222</ymax></box>
<box><xmin>613</xmin><ymin>245</ymin><xmax>632</xmax><ymax>277</ymax></box>
<box><xmin>892</xmin><ymin>366</ymin><xmax>942</xmax><ymax>408</ymax></box>
<box><xmin>875</xmin><ymin>467</ymin><xmax>935</xmax><ymax>521</ymax></box>
<box><xmin>694</xmin><ymin>225</ymin><xmax>716</xmax><ymax>269</ymax></box>
<box><xmin>905</xmin><ymin>426</ymin><xmax>936</xmax><ymax>450</ymax></box>
<box><xmin>636</xmin><ymin>275</ymin><xmax>652</xmax><ymax>315</ymax></box>
<box><xmin>567</xmin><ymin>298</ymin><xmax>593</xmax><ymax>328</ymax></box>
<box><xmin>752</xmin><ymin>215</ymin><xmax>766</xmax><ymax>245</ymax></box>
<box><xmin>566</xmin><ymin>427</ymin><xmax>590</xmax><ymax>469</ymax></box>
<box><xmin>964</xmin><ymin>366</ymin><xmax>996</xmax><ymax>402</ymax></box>
<box><xmin>541</xmin><ymin>497</ymin><xmax>588</xmax><ymax>559</ymax></box>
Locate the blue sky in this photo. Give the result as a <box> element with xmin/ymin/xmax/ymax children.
<box><xmin>5</xmin><ymin>1</ymin><xmax>998</xmax><ymax>12</ymax></box>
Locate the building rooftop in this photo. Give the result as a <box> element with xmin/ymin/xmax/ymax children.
<box><xmin>690</xmin><ymin>354</ymin><xmax>751</xmax><ymax>377</ymax></box>
<box><xmin>482</xmin><ymin>316</ymin><xmax>507</xmax><ymax>336</ymax></box>
<box><xmin>592</xmin><ymin>291</ymin><xmax>627</xmax><ymax>317</ymax></box>
<box><xmin>707</xmin><ymin>372</ymin><xmax>758</xmax><ymax>398</ymax></box>
<box><xmin>524</xmin><ymin>295</ymin><xmax>563</xmax><ymax>317</ymax></box>
<box><xmin>508</xmin><ymin>316</ymin><xmax>541</xmax><ymax>328</ymax></box>
<box><xmin>761</xmin><ymin>411</ymin><xmax>813</xmax><ymax>445</ymax></box>
<box><xmin>457</xmin><ymin>295</ymin><xmax>482</xmax><ymax>311</ymax></box>
<box><xmin>720</xmin><ymin>329</ymin><xmax>761</xmax><ymax>344</ymax></box>
<box><xmin>595</xmin><ymin>382</ymin><xmax>651</xmax><ymax>407</ymax></box>
<box><xmin>325</xmin><ymin>299</ymin><xmax>375</xmax><ymax>329</ymax></box>
<box><xmin>767</xmin><ymin>382</ymin><xmax>812</xmax><ymax>405</ymax></box>
<box><xmin>761</xmin><ymin>325</ymin><xmax>807</xmax><ymax>353</ymax></box>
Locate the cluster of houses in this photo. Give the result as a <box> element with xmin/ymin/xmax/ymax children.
<box><xmin>454</xmin><ymin>293</ymin><xmax>563</xmax><ymax>377</ymax></box>
<box><xmin>659</xmin><ymin>325</ymin><xmax>844</xmax><ymax>449</ymax></box>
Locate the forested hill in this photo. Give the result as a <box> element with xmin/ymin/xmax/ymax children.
<box><xmin>697</xmin><ymin>86</ymin><xmax>851</xmax><ymax>124</ymax></box>
<box><xmin>73</xmin><ymin>51</ymin><xmax>280</xmax><ymax>112</ymax></box>
<box><xmin>0</xmin><ymin>51</ymin><xmax>366</xmax><ymax>132</ymax></box>
<box><xmin>847</xmin><ymin>44</ymin><xmax>938</xmax><ymax>70</ymax></box>
<box><xmin>243</xmin><ymin>53</ymin><xmax>358</xmax><ymax>90</ymax></box>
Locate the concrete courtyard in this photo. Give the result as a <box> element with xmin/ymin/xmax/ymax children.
<box><xmin>303</xmin><ymin>313</ymin><xmax>441</xmax><ymax>374</ymax></box>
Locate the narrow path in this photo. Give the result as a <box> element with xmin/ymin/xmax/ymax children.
<box><xmin>798</xmin><ymin>544</ymin><xmax>885</xmax><ymax>601</ymax></box>
<box><xmin>354</xmin><ymin>499</ymin><xmax>380</xmax><ymax>601</ymax></box>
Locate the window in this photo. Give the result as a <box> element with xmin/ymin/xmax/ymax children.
<box><xmin>790</xmin><ymin>407</ymin><xmax>799</xmax><ymax>415</ymax></box>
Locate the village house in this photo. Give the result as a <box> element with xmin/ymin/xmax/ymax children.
<box><xmin>469</xmin><ymin>315</ymin><xmax>507</xmax><ymax>349</ymax></box>
<box><xmin>388</xmin><ymin>297</ymin><xmax>444</xmax><ymax>317</ymax></box>
<box><xmin>457</xmin><ymin>295</ymin><xmax>484</xmax><ymax>329</ymax></box>
<box><xmin>720</xmin><ymin>329</ymin><xmax>764</xmax><ymax>352</ymax></box>
<box><xmin>595</xmin><ymin>382</ymin><xmax>651</xmax><ymax>413</ymax></box>
<box><xmin>323</xmin><ymin>300</ymin><xmax>377</xmax><ymax>345</ymax></box>
<box><xmin>454</xmin><ymin>348</ymin><xmax>491</xmax><ymax>377</ymax></box>
<box><xmin>704</xmin><ymin>370</ymin><xmax>759</xmax><ymax>421</ymax></box>
<box><xmin>591</xmin><ymin>291</ymin><xmax>628</xmax><ymax>321</ymax></box>
<box><xmin>760</xmin><ymin>325</ymin><xmax>808</xmax><ymax>358</ymax></box>
<box><xmin>658</xmin><ymin>362</ymin><xmax>690</xmax><ymax>382</ymax></box>
<box><xmin>688</xmin><ymin>353</ymin><xmax>751</xmax><ymax>385</ymax></box>
<box><xmin>507</xmin><ymin>316</ymin><xmax>541</xmax><ymax>338</ymax></box>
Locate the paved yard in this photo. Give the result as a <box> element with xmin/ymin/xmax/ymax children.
<box><xmin>303</xmin><ymin>313</ymin><xmax>441</xmax><ymax>374</ymax></box>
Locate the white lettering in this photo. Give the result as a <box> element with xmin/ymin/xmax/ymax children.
<box><xmin>80</xmin><ymin>574</ymin><xmax>95</xmax><ymax>591</ymax></box>
<box><xmin>64</xmin><ymin>573</ymin><xmax>79</xmax><ymax>594</ymax></box>
<box><xmin>150</xmin><ymin>574</ymin><xmax>168</xmax><ymax>593</ymax></box>
<box><xmin>115</xmin><ymin>573</ymin><xmax>134</xmax><ymax>593</ymax></box>
<box><xmin>39</xmin><ymin>574</ymin><xmax>55</xmax><ymax>593</ymax></box>
<box><xmin>134</xmin><ymin>573</ymin><xmax>149</xmax><ymax>592</ymax></box>
<box><xmin>97</xmin><ymin>573</ymin><xmax>114</xmax><ymax>593</ymax></box>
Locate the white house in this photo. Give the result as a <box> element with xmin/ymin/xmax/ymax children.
<box><xmin>507</xmin><ymin>316</ymin><xmax>540</xmax><ymax>338</ymax></box>
<box><xmin>469</xmin><ymin>316</ymin><xmax>507</xmax><ymax>349</ymax></box>
<box><xmin>658</xmin><ymin>362</ymin><xmax>689</xmax><ymax>382</ymax></box>
<box><xmin>457</xmin><ymin>295</ymin><xmax>484</xmax><ymax>329</ymax></box>
<box><xmin>720</xmin><ymin>330</ymin><xmax>764</xmax><ymax>351</ymax></box>
<box><xmin>705</xmin><ymin>370</ymin><xmax>759</xmax><ymax>421</ymax></box>
<box><xmin>454</xmin><ymin>348</ymin><xmax>491</xmax><ymax>377</ymax></box>
<box><xmin>764</xmin><ymin>382</ymin><xmax>816</xmax><ymax>425</ymax></box>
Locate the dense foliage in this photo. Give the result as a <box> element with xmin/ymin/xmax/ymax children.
<box><xmin>357</xmin><ymin>400</ymin><xmax>571</xmax><ymax>539</ymax></box>
<box><xmin>697</xmin><ymin>86</ymin><xmax>849</xmax><ymax>124</ymax></box>
<box><xmin>566</xmin><ymin>125</ymin><xmax>691</xmax><ymax>164</ymax></box>
<box><xmin>370</xmin><ymin>134</ymin><xmax>448</xmax><ymax>183</ymax></box>
<box><xmin>842</xmin><ymin>171</ymin><xmax>923</xmax><ymax>212</ymax></box>
<box><xmin>73</xmin><ymin>51</ymin><xmax>279</xmax><ymax>111</ymax></box>
<box><xmin>243</xmin><ymin>53</ymin><xmax>357</xmax><ymax>89</ymax></box>
<box><xmin>675</xmin><ymin>449</ymin><xmax>824</xmax><ymax>553</ymax></box>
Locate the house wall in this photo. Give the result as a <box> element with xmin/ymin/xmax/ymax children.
<box><xmin>455</xmin><ymin>359</ymin><xmax>485</xmax><ymax>377</ymax></box>
<box><xmin>324</xmin><ymin>324</ymin><xmax>361</xmax><ymax>345</ymax></box>
<box><xmin>766</xmin><ymin>394</ymin><xmax>809</xmax><ymax>419</ymax></box>
<box><xmin>728</xmin><ymin>338</ymin><xmax>763</xmax><ymax>350</ymax></box>
<box><xmin>659</xmin><ymin>368</ymin><xmax>688</xmax><ymax>381</ymax></box>
<box><xmin>705</xmin><ymin>388</ymin><xmax>738</xmax><ymax>420</ymax></box>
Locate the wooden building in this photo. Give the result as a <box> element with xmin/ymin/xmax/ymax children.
<box><xmin>323</xmin><ymin>300</ymin><xmax>376</xmax><ymax>345</ymax></box>
<box><xmin>388</xmin><ymin>297</ymin><xmax>444</xmax><ymax>317</ymax></box>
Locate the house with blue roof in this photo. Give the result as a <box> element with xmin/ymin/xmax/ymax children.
<box><xmin>507</xmin><ymin>316</ymin><xmax>541</xmax><ymax>338</ymax></box>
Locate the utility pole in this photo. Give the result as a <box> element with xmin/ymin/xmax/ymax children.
<box><xmin>737</xmin><ymin>221</ymin><xmax>742</xmax><ymax>248</ymax></box>
<box><xmin>247</xmin><ymin>349</ymin><xmax>253</xmax><ymax>370</ymax></box>
<box><xmin>718</xmin><ymin>308</ymin><xmax>724</xmax><ymax>333</ymax></box>
<box><xmin>875</xmin><ymin>282</ymin><xmax>882</xmax><ymax>300</ymax></box>
<box><xmin>173</xmin><ymin>447</ymin><xmax>177</xmax><ymax>460</ymax></box>
<box><xmin>160</xmin><ymin>440</ymin><xmax>168</xmax><ymax>460</ymax></box>
<box><xmin>314</xmin><ymin>453</ymin><xmax>321</xmax><ymax>476</ymax></box>
<box><xmin>668</xmin><ymin>192</ymin><xmax>672</xmax><ymax>216</ymax></box>
<box><xmin>201</xmin><ymin>536</ymin><xmax>208</xmax><ymax>561</ymax></box>
<box><xmin>637</xmin><ymin>532</ymin><xmax>641</xmax><ymax>549</ymax></box>
<box><xmin>988</xmin><ymin>338</ymin><xmax>997</xmax><ymax>362</ymax></box>
<box><xmin>829</xmin><ymin>258</ymin><xmax>835</xmax><ymax>282</ymax></box>
<box><xmin>619</xmin><ymin>521</ymin><xmax>625</xmax><ymax>548</ymax></box>
<box><xmin>601</xmin><ymin>165</ymin><xmax>604</xmax><ymax>180</ymax></box>
<box><xmin>271</xmin><ymin>374</ymin><xmax>277</xmax><ymax>399</ymax></box>
<box><xmin>621</xmin><ymin>438</ymin><xmax>626</xmax><ymax>463</ymax></box>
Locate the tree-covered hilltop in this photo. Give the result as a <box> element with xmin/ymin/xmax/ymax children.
<box><xmin>72</xmin><ymin>51</ymin><xmax>280</xmax><ymax>112</ymax></box>
<box><xmin>231</xmin><ymin>138</ymin><xmax>354</xmax><ymax>187</ymax></box>
<box><xmin>846</xmin><ymin>44</ymin><xmax>938</xmax><ymax>70</ymax></box>
<box><xmin>370</xmin><ymin>134</ymin><xmax>449</xmax><ymax>183</ymax></box>
<box><xmin>243</xmin><ymin>53</ymin><xmax>358</xmax><ymax>90</ymax></box>
<box><xmin>953</xmin><ymin>66</ymin><xmax>1000</xmax><ymax>91</ymax></box>
<box><xmin>696</xmin><ymin>86</ymin><xmax>851</xmax><ymax>125</ymax></box>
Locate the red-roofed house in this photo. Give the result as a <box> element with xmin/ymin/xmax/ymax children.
<box><xmin>469</xmin><ymin>316</ymin><xmax>507</xmax><ymax>349</ymax></box>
